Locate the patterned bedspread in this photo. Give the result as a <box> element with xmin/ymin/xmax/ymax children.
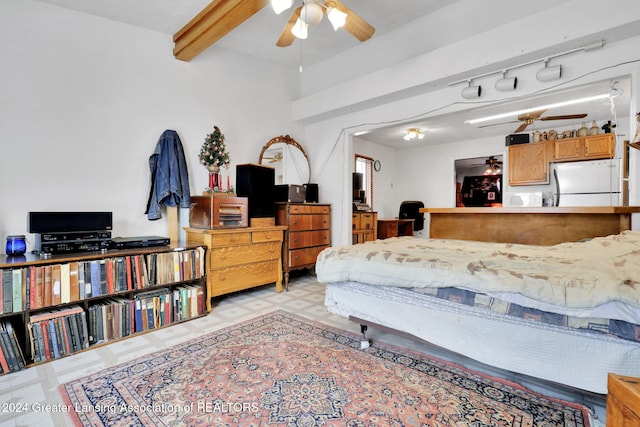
<box><xmin>316</xmin><ymin>231</ymin><xmax>640</xmax><ymax>310</ymax></box>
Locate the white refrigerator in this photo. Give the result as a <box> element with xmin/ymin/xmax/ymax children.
<box><xmin>553</xmin><ymin>159</ymin><xmax>622</xmax><ymax>206</ymax></box>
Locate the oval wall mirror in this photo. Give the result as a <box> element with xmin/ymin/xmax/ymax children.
<box><xmin>259</xmin><ymin>135</ymin><xmax>311</xmax><ymax>185</ymax></box>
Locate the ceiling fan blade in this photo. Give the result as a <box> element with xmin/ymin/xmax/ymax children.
<box><xmin>540</xmin><ymin>114</ymin><xmax>588</xmax><ymax>121</ymax></box>
<box><xmin>514</xmin><ymin>122</ymin><xmax>530</xmax><ymax>133</ymax></box>
<box><xmin>331</xmin><ymin>0</ymin><xmax>375</xmax><ymax>42</ymax></box>
<box><xmin>477</xmin><ymin>120</ymin><xmax>520</xmax><ymax>129</ymax></box>
<box><xmin>276</xmin><ymin>6</ymin><xmax>301</xmax><ymax>47</ymax></box>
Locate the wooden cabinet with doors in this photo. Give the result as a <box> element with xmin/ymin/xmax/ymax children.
<box><xmin>276</xmin><ymin>203</ymin><xmax>331</xmax><ymax>288</ymax></box>
<box><xmin>553</xmin><ymin>133</ymin><xmax>615</xmax><ymax>162</ymax></box>
<box><xmin>508</xmin><ymin>140</ymin><xmax>550</xmax><ymax>186</ymax></box>
<box><xmin>352</xmin><ymin>211</ymin><xmax>377</xmax><ymax>244</ymax></box>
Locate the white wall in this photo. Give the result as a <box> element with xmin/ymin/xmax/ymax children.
<box><xmin>0</xmin><ymin>0</ymin><xmax>299</xmax><ymax>251</ymax></box>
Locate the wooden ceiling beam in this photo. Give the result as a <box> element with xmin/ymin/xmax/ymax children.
<box><xmin>173</xmin><ymin>0</ymin><xmax>269</xmax><ymax>62</ymax></box>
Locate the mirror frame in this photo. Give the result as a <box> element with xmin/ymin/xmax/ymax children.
<box><xmin>259</xmin><ymin>135</ymin><xmax>311</xmax><ymax>183</ymax></box>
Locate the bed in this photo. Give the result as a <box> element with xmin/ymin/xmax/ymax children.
<box><xmin>316</xmin><ymin>231</ymin><xmax>640</xmax><ymax>395</ymax></box>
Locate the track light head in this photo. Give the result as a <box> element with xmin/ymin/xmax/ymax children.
<box><xmin>536</xmin><ymin>63</ymin><xmax>562</xmax><ymax>82</ymax></box>
<box><xmin>461</xmin><ymin>84</ymin><xmax>482</xmax><ymax>99</ymax></box>
<box><xmin>495</xmin><ymin>74</ymin><xmax>517</xmax><ymax>91</ymax></box>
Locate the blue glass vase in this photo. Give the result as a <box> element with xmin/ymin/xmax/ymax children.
<box><xmin>6</xmin><ymin>235</ymin><xmax>26</xmax><ymax>256</ymax></box>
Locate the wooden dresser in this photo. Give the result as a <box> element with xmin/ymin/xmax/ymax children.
<box><xmin>352</xmin><ymin>211</ymin><xmax>377</xmax><ymax>244</ymax></box>
<box><xmin>184</xmin><ymin>226</ymin><xmax>286</xmax><ymax>311</ymax></box>
<box><xmin>377</xmin><ymin>218</ymin><xmax>414</xmax><ymax>239</ymax></box>
<box><xmin>607</xmin><ymin>373</ymin><xmax>640</xmax><ymax>427</ymax></box>
<box><xmin>275</xmin><ymin>203</ymin><xmax>331</xmax><ymax>287</ymax></box>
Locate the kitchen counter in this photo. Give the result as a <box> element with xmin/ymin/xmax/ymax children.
<box><xmin>420</xmin><ymin>206</ymin><xmax>640</xmax><ymax>245</ymax></box>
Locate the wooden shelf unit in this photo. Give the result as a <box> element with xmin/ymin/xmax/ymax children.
<box><xmin>0</xmin><ymin>245</ymin><xmax>206</xmax><ymax>375</ymax></box>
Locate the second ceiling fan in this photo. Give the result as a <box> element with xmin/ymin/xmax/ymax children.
<box><xmin>480</xmin><ymin>109</ymin><xmax>588</xmax><ymax>133</ymax></box>
<box><xmin>273</xmin><ymin>0</ymin><xmax>375</xmax><ymax>47</ymax></box>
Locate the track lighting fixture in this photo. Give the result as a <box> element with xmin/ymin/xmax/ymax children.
<box><xmin>461</xmin><ymin>82</ymin><xmax>482</xmax><ymax>99</ymax></box>
<box><xmin>448</xmin><ymin>40</ymin><xmax>604</xmax><ymax>98</ymax></box>
<box><xmin>494</xmin><ymin>72</ymin><xmax>517</xmax><ymax>91</ymax></box>
<box><xmin>536</xmin><ymin>60</ymin><xmax>562</xmax><ymax>82</ymax></box>
<box><xmin>403</xmin><ymin>128</ymin><xmax>425</xmax><ymax>141</ymax></box>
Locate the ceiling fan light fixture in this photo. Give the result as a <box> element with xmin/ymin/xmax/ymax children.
<box><xmin>326</xmin><ymin>5</ymin><xmax>347</xmax><ymax>30</ymax></box>
<box><xmin>300</xmin><ymin>2</ymin><xmax>324</xmax><ymax>25</ymax></box>
<box><xmin>461</xmin><ymin>83</ymin><xmax>482</xmax><ymax>99</ymax></box>
<box><xmin>271</xmin><ymin>0</ymin><xmax>293</xmax><ymax>14</ymax></box>
<box><xmin>403</xmin><ymin>128</ymin><xmax>424</xmax><ymax>141</ymax></box>
<box><xmin>536</xmin><ymin>62</ymin><xmax>562</xmax><ymax>82</ymax></box>
<box><xmin>291</xmin><ymin>18</ymin><xmax>308</xmax><ymax>39</ymax></box>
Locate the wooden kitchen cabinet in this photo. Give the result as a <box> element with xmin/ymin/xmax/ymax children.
<box><xmin>553</xmin><ymin>133</ymin><xmax>615</xmax><ymax>162</ymax></box>
<box><xmin>607</xmin><ymin>373</ymin><xmax>640</xmax><ymax>427</ymax></box>
<box><xmin>184</xmin><ymin>226</ymin><xmax>286</xmax><ymax>311</ymax></box>
<box><xmin>508</xmin><ymin>141</ymin><xmax>550</xmax><ymax>186</ymax></box>
<box><xmin>276</xmin><ymin>203</ymin><xmax>331</xmax><ymax>287</ymax></box>
<box><xmin>352</xmin><ymin>211</ymin><xmax>377</xmax><ymax>244</ymax></box>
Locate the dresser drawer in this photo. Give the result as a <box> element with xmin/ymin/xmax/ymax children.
<box><xmin>210</xmin><ymin>241</ymin><xmax>281</xmax><ymax>267</ymax></box>
<box><xmin>289</xmin><ymin>230</ymin><xmax>330</xmax><ymax>249</ymax></box>
<box><xmin>289</xmin><ymin>214</ymin><xmax>330</xmax><ymax>231</ymax></box>
<box><xmin>208</xmin><ymin>232</ymin><xmax>251</xmax><ymax>247</ymax></box>
<box><xmin>252</xmin><ymin>229</ymin><xmax>283</xmax><ymax>243</ymax></box>
<box><xmin>289</xmin><ymin>246</ymin><xmax>329</xmax><ymax>268</ymax></box>
<box><xmin>289</xmin><ymin>204</ymin><xmax>330</xmax><ymax>215</ymax></box>
<box><xmin>208</xmin><ymin>260</ymin><xmax>280</xmax><ymax>295</ymax></box>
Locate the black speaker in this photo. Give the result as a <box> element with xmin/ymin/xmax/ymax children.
<box><xmin>236</xmin><ymin>164</ymin><xmax>275</xmax><ymax>218</ymax></box>
<box><xmin>505</xmin><ymin>133</ymin><xmax>530</xmax><ymax>146</ymax></box>
<box><xmin>304</xmin><ymin>183</ymin><xmax>319</xmax><ymax>203</ymax></box>
<box><xmin>28</xmin><ymin>212</ymin><xmax>113</xmax><ymax>233</ymax></box>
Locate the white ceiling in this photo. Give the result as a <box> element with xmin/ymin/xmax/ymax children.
<box><xmin>32</xmin><ymin>0</ymin><xmax>634</xmax><ymax>149</ymax></box>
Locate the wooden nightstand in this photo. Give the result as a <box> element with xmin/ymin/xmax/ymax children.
<box><xmin>607</xmin><ymin>373</ymin><xmax>640</xmax><ymax>426</ymax></box>
<box><xmin>377</xmin><ymin>219</ymin><xmax>414</xmax><ymax>239</ymax></box>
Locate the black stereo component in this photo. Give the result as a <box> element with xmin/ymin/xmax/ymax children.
<box><xmin>274</xmin><ymin>184</ymin><xmax>306</xmax><ymax>203</ymax></box>
<box><xmin>505</xmin><ymin>134</ymin><xmax>530</xmax><ymax>146</ymax></box>
<box><xmin>39</xmin><ymin>239</ymin><xmax>111</xmax><ymax>255</ymax></box>
<box><xmin>28</xmin><ymin>211</ymin><xmax>113</xmax><ymax>233</ymax></box>
<box><xmin>39</xmin><ymin>231</ymin><xmax>112</xmax><ymax>242</ymax></box>
<box><xmin>304</xmin><ymin>183</ymin><xmax>319</xmax><ymax>203</ymax></box>
<box><xmin>110</xmin><ymin>236</ymin><xmax>170</xmax><ymax>249</ymax></box>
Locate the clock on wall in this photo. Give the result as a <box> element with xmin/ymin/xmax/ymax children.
<box><xmin>373</xmin><ymin>160</ymin><xmax>382</xmax><ymax>172</ymax></box>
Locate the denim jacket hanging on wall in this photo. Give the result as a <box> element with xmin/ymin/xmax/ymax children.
<box><xmin>145</xmin><ymin>129</ymin><xmax>191</xmax><ymax>220</ymax></box>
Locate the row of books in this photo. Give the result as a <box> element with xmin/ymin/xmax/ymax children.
<box><xmin>28</xmin><ymin>306</ymin><xmax>89</xmax><ymax>364</ymax></box>
<box><xmin>0</xmin><ymin>320</ymin><xmax>25</xmax><ymax>374</ymax></box>
<box><xmin>0</xmin><ymin>247</ymin><xmax>205</xmax><ymax>314</ymax></box>
<box><xmin>27</xmin><ymin>284</ymin><xmax>205</xmax><ymax>363</ymax></box>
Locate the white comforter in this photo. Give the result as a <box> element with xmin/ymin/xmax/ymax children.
<box><xmin>316</xmin><ymin>231</ymin><xmax>640</xmax><ymax>310</ymax></box>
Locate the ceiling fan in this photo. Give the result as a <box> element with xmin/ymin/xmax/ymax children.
<box><xmin>263</xmin><ymin>152</ymin><xmax>284</xmax><ymax>163</ymax></box>
<box><xmin>479</xmin><ymin>109</ymin><xmax>588</xmax><ymax>133</ymax></box>
<box><xmin>273</xmin><ymin>0</ymin><xmax>375</xmax><ymax>47</ymax></box>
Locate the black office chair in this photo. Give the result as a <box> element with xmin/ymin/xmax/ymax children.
<box><xmin>399</xmin><ymin>201</ymin><xmax>425</xmax><ymax>231</ymax></box>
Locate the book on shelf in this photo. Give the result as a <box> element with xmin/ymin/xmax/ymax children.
<box><xmin>0</xmin><ymin>320</ymin><xmax>25</xmax><ymax>374</ymax></box>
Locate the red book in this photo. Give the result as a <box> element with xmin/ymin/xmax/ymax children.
<box><xmin>40</xmin><ymin>321</ymin><xmax>51</xmax><ymax>361</ymax></box>
<box><xmin>29</xmin><ymin>266</ymin><xmax>36</xmax><ymax>310</ymax></box>
<box><xmin>0</xmin><ymin>344</ymin><xmax>10</xmax><ymax>373</ymax></box>
<box><xmin>105</xmin><ymin>259</ymin><xmax>115</xmax><ymax>294</ymax></box>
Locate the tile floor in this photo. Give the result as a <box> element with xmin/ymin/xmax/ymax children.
<box><xmin>0</xmin><ymin>273</ymin><xmax>606</xmax><ymax>426</ymax></box>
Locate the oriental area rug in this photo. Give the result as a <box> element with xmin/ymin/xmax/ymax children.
<box><xmin>60</xmin><ymin>310</ymin><xmax>590</xmax><ymax>427</ymax></box>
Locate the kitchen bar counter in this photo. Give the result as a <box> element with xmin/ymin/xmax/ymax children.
<box><xmin>420</xmin><ymin>206</ymin><xmax>640</xmax><ymax>245</ymax></box>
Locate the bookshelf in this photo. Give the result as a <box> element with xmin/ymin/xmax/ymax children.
<box><xmin>0</xmin><ymin>245</ymin><xmax>206</xmax><ymax>375</ymax></box>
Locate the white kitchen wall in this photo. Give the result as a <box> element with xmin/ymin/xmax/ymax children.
<box><xmin>0</xmin><ymin>0</ymin><xmax>300</xmax><ymax>251</ymax></box>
